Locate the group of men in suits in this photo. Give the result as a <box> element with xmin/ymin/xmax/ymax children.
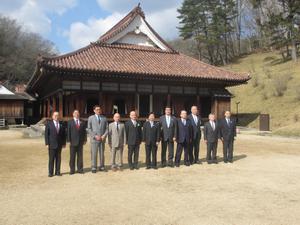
<box><xmin>45</xmin><ymin>110</ymin><xmax>87</xmax><ymax>177</ymax></box>
<box><xmin>44</xmin><ymin>105</ymin><xmax>236</xmax><ymax>177</ymax></box>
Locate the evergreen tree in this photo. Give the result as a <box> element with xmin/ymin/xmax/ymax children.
<box><xmin>178</xmin><ymin>0</ymin><xmax>238</xmax><ymax>65</ymax></box>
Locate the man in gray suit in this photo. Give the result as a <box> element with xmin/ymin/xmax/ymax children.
<box><xmin>159</xmin><ymin>106</ymin><xmax>176</xmax><ymax>167</ymax></box>
<box><xmin>108</xmin><ymin>113</ymin><xmax>126</xmax><ymax>171</ymax></box>
<box><xmin>87</xmin><ymin>105</ymin><xmax>108</xmax><ymax>173</ymax></box>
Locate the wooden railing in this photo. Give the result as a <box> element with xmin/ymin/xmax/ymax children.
<box><xmin>0</xmin><ymin>119</ymin><xmax>5</xmax><ymax>128</ymax></box>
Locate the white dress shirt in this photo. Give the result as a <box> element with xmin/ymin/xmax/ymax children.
<box><xmin>192</xmin><ymin>114</ymin><xmax>198</xmax><ymax>124</ymax></box>
<box><xmin>131</xmin><ymin>119</ymin><xmax>137</xmax><ymax>127</ymax></box>
<box><xmin>166</xmin><ymin>115</ymin><xmax>170</xmax><ymax>128</ymax></box>
<box><xmin>210</xmin><ymin>121</ymin><xmax>215</xmax><ymax>130</ymax></box>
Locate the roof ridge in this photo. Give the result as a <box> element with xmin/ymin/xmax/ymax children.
<box><xmin>92</xmin><ymin>42</ymin><xmax>178</xmax><ymax>54</ymax></box>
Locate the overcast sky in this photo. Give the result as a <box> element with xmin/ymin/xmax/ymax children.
<box><xmin>0</xmin><ymin>0</ymin><xmax>183</xmax><ymax>53</ymax></box>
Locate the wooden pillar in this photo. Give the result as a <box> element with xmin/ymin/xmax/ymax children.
<box><xmin>78</xmin><ymin>94</ymin><xmax>85</xmax><ymax>115</ymax></box>
<box><xmin>211</xmin><ymin>97</ymin><xmax>218</xmax><ymax>119</ymax></box>
<box><xmin>149</xmin><ymin>94</ymin><xmax>153</xmax><ymax>112</ymax></box>
<box><xmin>41</xmin><ymin>100</ymin><xmax>47</xmax><ymax>117</ymax></box>
<box><xmin>58</xmin><ymin>93</ymin><xmax>63</xmax><ymax>117</ymax></box>
<box><xmin>99</xmin><ymin>92</ymin><xmax>105</xmax><ymax>114</ymax></box>
<box><xmin>197</xmin><ymin>95</ymin><xmax>200</xmax><ymax>109</ymax></box>
<box><xmin>47</xmin><ymin>98</ymin><xmax>51</xmax><ymax>118</ymax></box>
<box><xmin>52</xmin><ymin>95</ymin><xmax>56</xmax><ymax>112</ymax></box>
<box><xmin>167</xmin><ymin>94</ymin><xmax>171</xmax><ymax>106</ymax></box>
<box><xmin>135</xmin><ymin>93</ymin><xmax>139</xmax><ymax>116</ymax></box>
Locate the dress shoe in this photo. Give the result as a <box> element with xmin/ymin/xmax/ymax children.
<box><xmin>92</xmin><ymin>170</ymin><xmax>97</xmax><ymax>173</ymax></box>
<box><xmin>134</xmin><ymin>166</ymin><xmax>139</xmax><ymax>170</ymax></box>
<box><xmin>175</xmin><ymin>164</ymin><xmax>180</xmax><ymax>167</ymax></box>
<box><xmin>224</xmin><ymin>160</ymin><xmax>228</xmax><ymax>163</ymax></box>
<box><xmin>48</xmin><ymin>174</ymin><xmax>53</xmax><ymax>177</ymax></box>
<box><xmin>130</xmin><ymin>166</ymin><xmax>134</xmax><ymax>170</ymax></box>
<box><xmin>55</xmin><ymin>173</ymin><xmax>62</xmax><ymax>176</ymax></box>
<box><xmin>78</xmin><ymin>170</ymin><xmax>84</xmax><ymax>174</ymax></box>
<box><xmin>99</xmin><ymin>167</ymin><xmax>106</xmax><ymax>172</ymax></box>
<box><xmin>152</xmin><ymin>166</ymin><xmax>158</xmax><ymax>170</ymax></box>
<box><xmin>146</xmin><ymin>166</ymin><xmax>151</xmax><ymax>170</ymax></box>
<box><xmin>168</xmin><ymin>162</ymin><xmax>174</xmax><ymax>167</ymax></box>
<box><xmin>70</xmin><ymin>172</ymin><xmax>75</xmax><ymax>175</ymax></box>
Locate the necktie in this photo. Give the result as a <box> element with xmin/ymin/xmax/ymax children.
<box><xmin>116</xmin><ymin>123</ymin><xmax>119</xmax><ymax>132</ymax></box>
<box><xmin>227</xmin><ymin>119</ymin><xmax>230</xmax><ymax>126</ymax></box>
<box><xmin>194</xmin><ymin>115</ymin><xmax>198</xmax><ymax>124</ymax></box>
<box><xmin>76</xmin><ymin>119</ymin><xmax>79</xmax><ymax>129</ymax></box>
<box><xmin>55</xmin><ymin>121</ymin><xmax>59</xmax><ymax>133</ymax></box>
<box><xmin>183</xmin><ymin>119</ymin><xmax>186</xmax><ymax>126</ymax></box>
<box><xmin>98</xmin><ymin>115</ymin><xmax>101</xmax><ymax>124</ymax></box>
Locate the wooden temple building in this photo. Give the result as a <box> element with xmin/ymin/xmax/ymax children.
<box><xmin>26</xmin><ymin>5</ymin><xmax>250</xmax><ymax>121</ymax></box>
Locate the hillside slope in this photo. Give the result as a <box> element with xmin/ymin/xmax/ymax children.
<box><xmin>224</xmin><ymin>52</ymin><xmax>300</xmax><ymax>136</ymax></box>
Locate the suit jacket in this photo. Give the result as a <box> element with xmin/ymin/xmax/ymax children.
<box><xmin>204</xmin><ymin>121</ymin><xmax>220</xmax><ymax>143</ymax></box>
<box><xmin>108</xmin><ymin>122</ymin><xmax>126</xmax><ymax>148</ymax></box>
<box><xmin>67</xmin><ymin>119</ymin><xmax>87</xmax><ymax>147</ymax></box>
<box><xmin>188</xmin><ymin>114</ymin><xmax>202</xmax><ymax>140</ymax></box>
<box><xmin>87</xmin><ymin>114</ymin><xmax>108</xmax><ymax>143</ymax></box>
<box><xmin>142</xmin><ymin>121</ymin><xmax>160</xmax><ymax>145</ymax></box>
<box><xmin>125</xmin><ymin>120</ymin><xmax>142</xmax><ymax>146</ymax></box>
<box><xmin>45</xmin><ymin>120</ymin><xmax>66</xmax><ymax>149</ymax></box>
<box><xmin>159</xmin><ymin>115</ymin><xmax>176</xmax><ymax>142</ymax></box>
<box><xmin>219</xmin><ymin>118</ymin><xmax>236</xmax><ymax>141</ymax></box>
<box><xmin>175</xmin><ymin>118</ymin><xmax>193</xmax><ymax>144</ymax></box>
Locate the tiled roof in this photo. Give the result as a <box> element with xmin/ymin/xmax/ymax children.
<box><xmin>38</xmin><ymin>42</ymin><xmax>250</xmax><ymax>83</ymax></box>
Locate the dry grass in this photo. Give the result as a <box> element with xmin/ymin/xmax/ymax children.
<box><xmin>224</xmin><ymin>51</ymin><xmax>300</xmax><ymax>135</ymax></box>
<box><xmin>1</xmin><ymin>129</ymin><xmax>300</xmax><ymax>225</ymax></box>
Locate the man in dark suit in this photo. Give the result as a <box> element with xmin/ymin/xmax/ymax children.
<box><xmin>125</xmin><ymin>111</ymin><xmax>142</xmax><ymax>170</ymax></box>
<box><xmin>204</xmin><ymin>113</ymin><xmax>219</xmax><ymax>164</ymax></box>
<box><xmin>174</xmin><ymin>110</ymin><xmax>193</xmax><ymax>167</ymax></box>
<box><xmin>67</xmin><ymin>110</ymin><xmax>87</xmax><ymax>175</ymax></box>
<box><xmin>188</xmin><ymin>105</ymin><xmax>202</xmax><ymax>164</ymax></box>
<box><xmin>45</xmin><ymin>111</ymin><xmax>66</xmax><ymax>177</ymax></box>
<box><xmin>143</xmin><ymin>112</ymin><xmax>160</xmax><ymax>169</ymax></box>
<box><xmin>219</xmin><ymin>110</ymin><xmax>236</xmax><ymax>163</ymax></box>
<box><xmin>159</xmin><ymin>106</ymin><xmax>176</xmax><ymax>167</ymax></box>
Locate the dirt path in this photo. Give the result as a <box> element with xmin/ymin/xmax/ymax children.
<box><xmin>0</xmin><ymin>130</ymin><xmax>300</xmax><ymax>225</ymax></box>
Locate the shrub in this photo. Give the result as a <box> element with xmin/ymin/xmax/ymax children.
<box><xmin>261</xmin><ymin>92</ymin><xmax>268</xmax><ymax>100</ymax></box>
<box><xmin>272</xmin><ymin>75</ymin><xmax>290</xmax><ymax>97</ymax></box>
<box><xmin>251</xmin><ymin>75</ymin><xmax>259</xmax><ymax>87</ymax></box>
<box><xmin>295</xmin><ymin>86</ymin><xmax>300</xmax><ymax>101</ymax></box>
<box><xmin>263</xmin><ymin>68</ymin><xmax>272</xmax><ymax>79</ymax></box>
<box><xmin>294</xmin><ymin>114</ymin><xmax>299</xmax><ymax>122</ymax></box>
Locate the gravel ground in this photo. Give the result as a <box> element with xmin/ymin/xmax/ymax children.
<box><xmin>0</xmin><ymin>129</ymin><xmax>300</xmax><ymax>225</ymax></box>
